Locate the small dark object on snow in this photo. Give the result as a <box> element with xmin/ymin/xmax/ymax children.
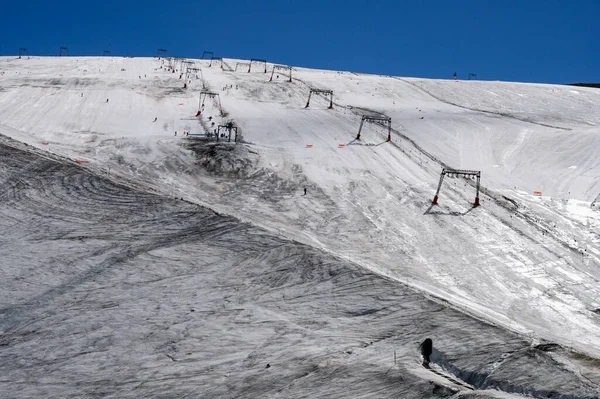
<box><xmin>265</xmin><ymin>364</ymin><xmax>271</xmax><ymax>369</ymax></box>
<box><xmin>421</xmin><ymin>338</ymin><xmax>433</xmax><ymax>366</ymax></box>
<box><xmin>303</xmin><ymin>187</ymin><xmax>307</xmax><ymax>196</ymax></box>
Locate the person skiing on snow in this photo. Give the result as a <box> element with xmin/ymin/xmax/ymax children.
<box><xmin>303</xmin><ymin>187</ymin><xmax>307</xmax><ymax>196</ymax></box>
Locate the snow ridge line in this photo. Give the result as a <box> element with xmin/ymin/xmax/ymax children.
<box><xmin>396</xmin><ymin>77</ymin><xmax>572</xmax><ymax>131</ymax></box>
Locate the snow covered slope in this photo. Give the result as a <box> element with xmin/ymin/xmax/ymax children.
<box><xmin>3</xmin><ymin>137</ymin><xmax>599</xmax><ymax>398</ymax></box>
<box><xmin>2</xmin><ymin>56</ymin><xmax>600</xmax><ymax>394</ymax></box>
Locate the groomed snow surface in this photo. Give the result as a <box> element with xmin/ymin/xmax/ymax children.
<box><xmin>1</xmin><ymin>56</ymin><xmax>600</xmax><ymax>397</ymax></box>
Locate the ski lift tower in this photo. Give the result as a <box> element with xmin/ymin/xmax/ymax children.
<box><xmin>432</xmin><ymin>168</ymin><xmax>481</xmax><ymax>207</ymax></box>
<box><xmin>18</xmin><ymin>48</ymin><xmax>29</xmax><ymax>59</ymax></box>
<box><xmin>196</xmin><ymin>89</ymin><xmax>223</xmax><ymax>116</ymax></box>
<box><xmin>305</xmin><ymin>88</ymin><xmax>334</xmax><ymax>109</ymax></box>
<box><xmin>468</xmin><ymin>73</ymin><xmax>477</xmax><ymax>80</ymax></box>
<box><xmin>188</xmin><ymin>67</ymin><xmax>206</xmax><ymax>89</ymax></box>
<box><xmin>355</xmin><ymin>115</ymin><xmax>392</xmax><ymax>142</ymax></box>
<box><xmin>173</xmin><ymin>57</ymin><xmax>183</xmax><ymax>72</ymax></box>
<box><xmin>202</xmin><ymin>51</ymin><xmax>214</xmax><ymax>60</ymax></box>
<box><xmin>59</xmin><ymin>46</ymin><xmax>70</xmax><ymax>56</ymax></box>
<box><xmin>235</xmin><ymin>62</ymin><xmax>251</xmax><ymax>72</ymax></box>
<box><xmin>250</xmin><ymin>58</ymin><xmax>267</xmax><ymax>73</ymax></box>
<box><xmin>209</xmin><ymin>57</ymin><xmax>223</xmax><ymax>69</ymax></box>
<box><xmin>166</xmin><ymin>57</ymin><xmax>175</xmax><ymax>70</ymax></box>
<box><xmin>269</xmin><ymin>65</ymin><xmax>292</xmax><ymax>82</ymax></box>
<box><xmin>182</xmin><ymin>61</ymin><xmax>196</xmax><ymax>87</ymax></box>
<box><xmin>187</xmin><ymin>67</ymin><xmax>201</xmax><ymax>88</ymax></box>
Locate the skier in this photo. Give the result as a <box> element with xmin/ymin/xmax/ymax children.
<box><xmin>175</xmin><ymin>131</ymin><xmax>177</xmax><ymax>136</ymax></box>
<box><xmin>303</xmin><ymin>187</ymin><xmax>307</xmax><ymax>196</ymax></box>
<box><xmin>106</xmin><ymin>98</ymin><xmax>109</xmax><ymax>103</ymax></box>
<box><xmin>154</xmin><ymin>117</ymin><xmax>158</xmax><ymax>122</ymax></box>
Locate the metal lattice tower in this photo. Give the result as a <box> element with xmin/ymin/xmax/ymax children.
<box><xmin>355</xmin><ymin>115</ymin><xmax>392</xmax><ymax>142</ymax></box>
<box><xmin>18</xmin><ymin>48</ymin><xmax>29</xmax><ymax>59</ymax></box>
<box><xmin>174</xmin><ymin>57</ymin><xmax>184</xmax><ymax>71</ymax></box>
<box><xmin>432</xmin><ymin>168</ymin><xmax>481</xmax><ymax>207</ymax></box>
<box><xmin>209</xmin><ymin>57</ymin><xmax>223</xmax><ymax>69</ymax></box>
<box><xmin>235</xmin><ymin>62</ymin><xmax>251</xmax><ymax>72</ymax></box>
<box><xmin>269</xmin><ymin>65</ymin><xmax>292</xmax><ymax>82</ymax></box>
<box><xmin>305</xmin><ymin>88</ymin><xmax>333</xmax><ymax>109</ymax></box>
<box><xmin>165</xmin><ymin>57</ymin><xmax>175</xmax><ymax>70</ymax></box>
<box><xmin>182</xmin><ymin>60</ymin><xmax>195</xmax><ymax>74</ymax></box>
<box><xmin>196</xmin><ymin>89</ymin><xmax>223</xmax><ymax>116</ymax></box>
<box><xmin>188</xmin><ymin>67</ymin><xmax>206</xmax><ymax>89</ymax></box>
<box><xmin>181</xmin><ymin>61</ymin><xmax>196</xmax><ymax>88</ymax></box>
<box><xmin>250</xmin><ymin>58</ymin><xmax>267</xmax><ymax>73</ymax></box>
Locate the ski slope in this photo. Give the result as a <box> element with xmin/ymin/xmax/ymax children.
<box><xmin>2</xmin><ymin>55</ymin><xmax>600</xmax><ymax>396</ymax></box>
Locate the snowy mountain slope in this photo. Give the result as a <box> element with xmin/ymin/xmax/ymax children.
<box><xmin>1</xmin><ymin>135</ymin><xmax>599</xmax><ymax>398</ymax></box>
<box><xmin>2</xmin><ymin>55</ymin><xmax>600</xmax><ymax>367</ymax></box>
<box><xmin>198</xmin><ymin>60</ymin><xmax>600</xmax><ymax>356</ymax></box>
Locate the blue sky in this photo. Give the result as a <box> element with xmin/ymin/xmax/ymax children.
<box><xmin>2</xmin><ymin>0</ymin><xmax>598</xmax><ymax>83</ymax></box>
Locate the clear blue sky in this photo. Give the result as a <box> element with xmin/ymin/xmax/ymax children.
<box><xmin>2</xmin><ymin>0</ymin><xmax>598</xmax><ymax>84</ymax></box>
